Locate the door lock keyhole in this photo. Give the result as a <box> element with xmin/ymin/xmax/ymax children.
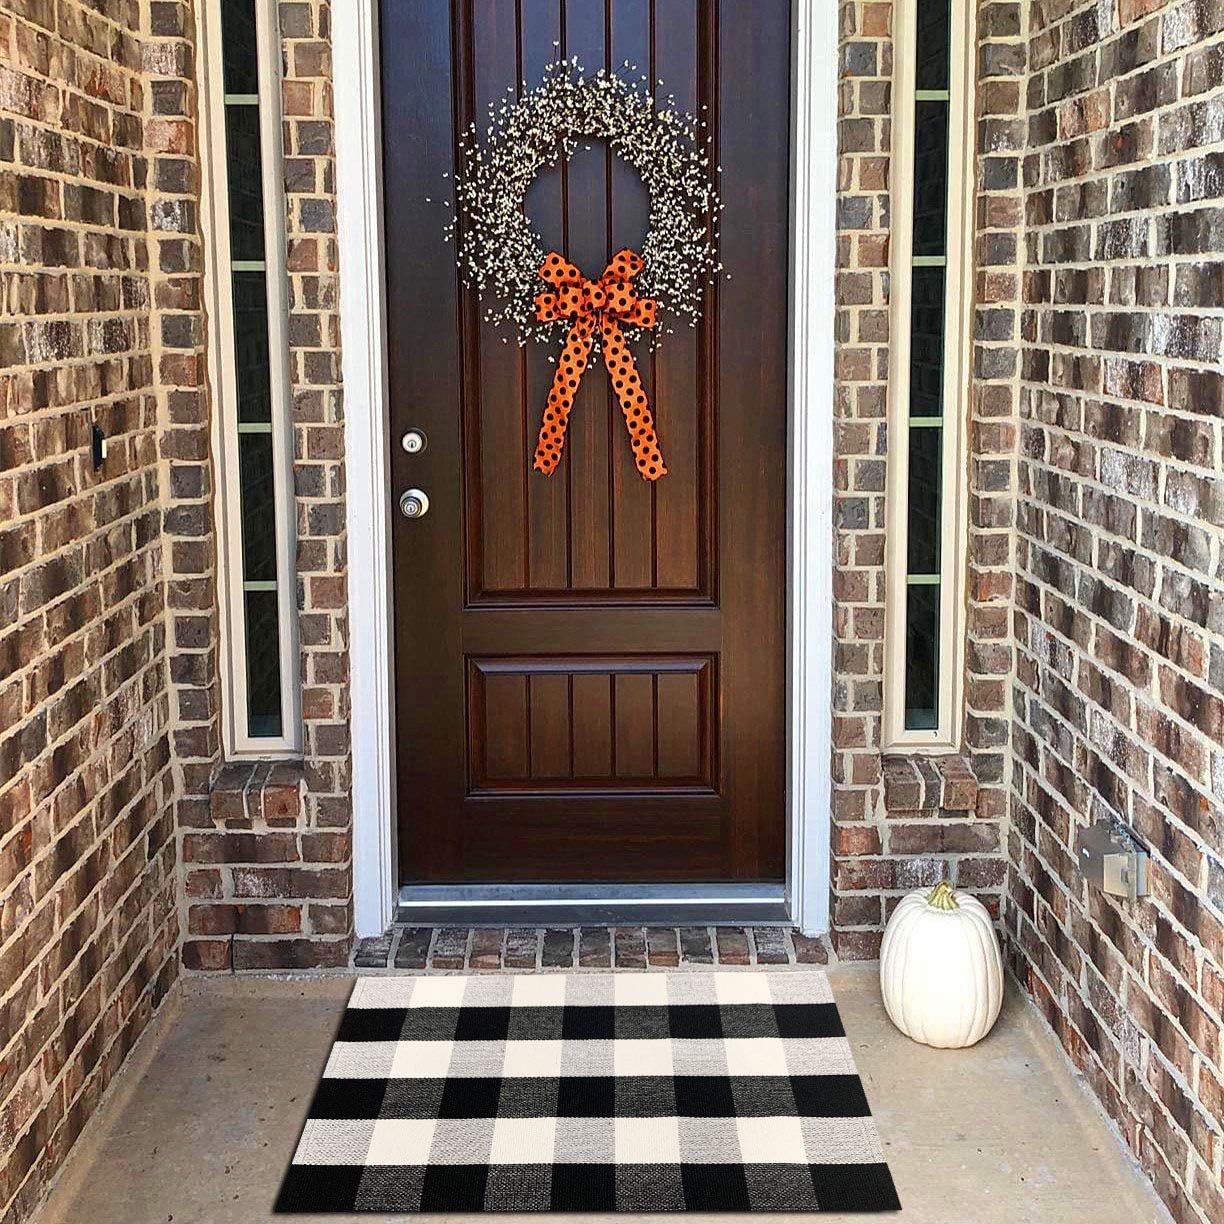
<box><xmin>399</xmin><ymin>488</ymin><xmax>430</xmax><ymax>519</ymax></box>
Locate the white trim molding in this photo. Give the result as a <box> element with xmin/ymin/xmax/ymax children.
<box><xmin>334</xmin><ymin>0</ymin><xmax>398</xmax><ymax>937</ymax></box>
<box><xmin>787</xmin><ymin>0</ymin><xmax>839</xmax><ymax>936</ymax></box>
<box><xmin>335</xmin><ymin>0</ymin><xmax>839</xmax><ymax>938</ymax></box>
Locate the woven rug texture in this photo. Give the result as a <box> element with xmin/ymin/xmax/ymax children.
<box><xmin>276</xmin><ymin>970</ymin><xmax>900</xmax><ymax>1213</ymax></box>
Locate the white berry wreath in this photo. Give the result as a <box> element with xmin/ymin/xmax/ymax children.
<box><xmin>440</xmin><ymin>57</ymin><xmax>724</xmax><ymax>349</ymax></box>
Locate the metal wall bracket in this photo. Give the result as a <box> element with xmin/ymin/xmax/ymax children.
<box><xmin>1078</xmin><ymin>820</ymin><xmax>1149</xmax><ymax>903</ymax></box>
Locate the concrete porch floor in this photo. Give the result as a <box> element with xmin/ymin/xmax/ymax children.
<box><xmin>34</xmin><ymin>965</ymin><xmax>1170</xmax><ymax>1224</ymax></box>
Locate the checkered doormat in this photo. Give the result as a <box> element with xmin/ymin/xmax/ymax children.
<box><xmin>276</xmin><ymin>971</ymin><xmax>900</xmax><ymax>1213</ymax></box>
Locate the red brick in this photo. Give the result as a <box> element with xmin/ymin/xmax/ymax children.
<box><xmin>792</xmin><ymin>933</ymin><xmax>829</xmax><ymax>965</ymax></box>
<box><xmin>613</xmin><ymin>927</ymin><xmax>647</xmax><ymax>969</ymax></box>
<box><xmin>469</xmin><ymin>928</ymin><xmax>504</xmax><ymax>970</ymax></box>
<box><xmin>646</xmin><ymin>928</ymin><xmax>680</xmax><ymax>968</ymax></box>
<box><xmin>715</xmin><ymin>927</ymin><xmax>750</xmax><ymax>966</ymax></box>
<box><xmin>182</xmin><ymin>939</ymin><xmax>231</xmax><ymax>973</ymax></box>
<box><xmin>578</xmin><ymin>927</ymin><xmax>612</xmax><ymax>967</ymax></box>
<box><xmin>503</xmin><ymin>928</ymin><xmax>539</xmax><ymax>969</ymax></box>
<box><xmin>541</xmin><ymin>929</ymin><xmax>575</xmax><ymax>969</ymax></box>
<box><xmin>231</xmin><ymin>938</ymin><xmax>349</xmax><ymax>971</ymax></box>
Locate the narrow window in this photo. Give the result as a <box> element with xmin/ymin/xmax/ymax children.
<box><xmin>885</xmin><ymin>0</ymin><xmax>972</xmax><ymax>747</ymax></box>
<box><xmin>200</xmin><ymin>0</ymin><xmax>299</xmax><ymax>754</ymax></box>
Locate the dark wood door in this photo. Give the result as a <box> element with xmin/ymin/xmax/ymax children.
<box><xmin>381</xmin><ymin>0</ymin><xmax>791</xmax><ymax>884</ymax></box>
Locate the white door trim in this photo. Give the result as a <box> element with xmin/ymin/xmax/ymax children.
<box><xmin>333</xmin><ymin>0</ymin><xmax>397</xmax><ymax>937</ymax></box>
<box><xmin>785</xmin><ymin>0</ymin><xmax>837</xmax><ymax>936</ymax></box>
<box><xmin>335</xmin><ymin>0</ymin><xmax>838</xmax><ymax>938</ymax></box>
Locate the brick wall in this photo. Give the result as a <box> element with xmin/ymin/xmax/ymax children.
<box><xmin>172</xmin><ymin>0</ymin><xmax>352</xmax><ymax>974</ymax></box>
<box><xmin>1011</xmin><ymin>0</ymin><xmax>1224</xmax><ymax>1220</ymax></box>
<box><xmin>1</xmin><ymin>0</ymin><xmax>351</xmax><ymax>1214</ymax></box>
<box><xmin>0</xmin><ymin>1</ymin><xmax>183</xmax><ymax>1218</ymax></box>
<box><xmin>830</xmin><ymin>0</ymin><xmax>1017</xmax><ymax>958</ymax></box>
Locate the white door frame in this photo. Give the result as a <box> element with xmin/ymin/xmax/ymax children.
<box><xmin>334</xmin><ymin>0</ymin><xmax>838</xmax><ymax>939</ymax></box>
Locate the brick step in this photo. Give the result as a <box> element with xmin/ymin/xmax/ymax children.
<box><xmin>353</xmin><ymin>926</ymin><xmax>832</xmax><ymax>971</ymax></box>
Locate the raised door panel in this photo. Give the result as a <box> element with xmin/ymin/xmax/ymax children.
<box><xmin>469</xmin><ymin>655</ymin><xmax>716</xmax><ymax>793</ymax></box>
<box><xmin>462</xmin><ymin>0</ymin><xmax>714</xmax><ymax>605</ymax></box>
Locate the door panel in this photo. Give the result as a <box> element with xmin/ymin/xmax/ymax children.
<box><xmin>381</xmin><ymin>0</ymin><xmax>791</xmax><ymax>884</ymax></box>
<box><xmin>468</xmin><ymin>655</ymin><xmax>716</xmax><ymax>793</ymax></box>
<box><xmin>463</xmin><ymin>2</ymin><xmax>714</xmax><ymax>604</ymax></box>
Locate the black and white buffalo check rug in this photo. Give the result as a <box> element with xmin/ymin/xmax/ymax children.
<box><xmin>276</xmin><ymin>971</ymin><xmax>900</xmax><ymax>1213</ymax></box>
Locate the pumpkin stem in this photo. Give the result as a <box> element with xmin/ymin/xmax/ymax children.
<box><xmin>926</xmin><ymin>880</ymin><xmax>959</xmax><ymax>911</ymax></box>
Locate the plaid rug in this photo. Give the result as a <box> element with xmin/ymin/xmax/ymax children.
<box><xmin>276</xmin><ymin>971</ymin><xmax>900</xmax><ymax>1213</ymax></box>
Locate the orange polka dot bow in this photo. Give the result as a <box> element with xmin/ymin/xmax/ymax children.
<box><xmin>533</xmin><ymin>248</ymin><xmax>667</xmax><ymax>481</ymax></box>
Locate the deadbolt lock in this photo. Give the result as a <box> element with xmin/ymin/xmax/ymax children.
<box><xmin>401</xmin><ymin>428</ymin><xmax>427</xmax><ymax>454</ymax></box>
<box><xmin>399</xmin><ymin>488</ymin><xmax>430</xmax><ymax>519</ymax></box>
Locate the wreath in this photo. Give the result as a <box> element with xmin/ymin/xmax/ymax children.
<box><xmin>438</xmin><ymin>59</ymin><xmax>724</xmax><ymax>481</ymax></box>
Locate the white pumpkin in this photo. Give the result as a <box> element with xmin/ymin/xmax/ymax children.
<box><xmin>879</xmin><ymin>880</ymin><xmax>1003</xmax><ymax>1049</ymax></box>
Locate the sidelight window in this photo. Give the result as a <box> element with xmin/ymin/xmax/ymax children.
<box><xmin>884</xmin><ymin>0</ymin><xmax>972</xmax><ymax>748</ymax></box>
<box><xmin>199</xmin><ymin>0</ymin><xmax>299</xmax><ymax>754</ymax></box>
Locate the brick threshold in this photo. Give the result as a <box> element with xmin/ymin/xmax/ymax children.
<box><xmin>354</xmin><ymin>926</ymin><xmax>833</xmax><ymax>971</ymax></box>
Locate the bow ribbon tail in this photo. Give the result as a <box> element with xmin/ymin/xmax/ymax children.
<box><xmin>600</xmin><ymin>316</ymin><xmax>667</xmax><ymax>481</ymax></box>
<box><xmin>533</xmin><ymin>315</ymin><xmax>595</xmax><ymax>475</ymax></box>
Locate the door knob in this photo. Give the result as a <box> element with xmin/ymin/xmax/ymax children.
<box><xmin>399</xmin><ymin>488</ymin><xmax>430</xmax><ymax>519</ymax></box>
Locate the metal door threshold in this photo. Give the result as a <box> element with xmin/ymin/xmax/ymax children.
<box><xmin>396</xmin><ymin>882</ymin><xmax>790</xmax><ymax>927</ymax></box>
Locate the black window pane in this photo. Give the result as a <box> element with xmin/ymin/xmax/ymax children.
<box><xmin>231</xmin><ymin>271</ymin><xmax>272</xmax><ymax>423</ymax></box>
<box><xmin>912</xmin><ymin>101</ymin><xmax>949</xmax><ymax>254</ymax></box>
<box><xmin>221</xmin><ymin>0</ymin><xmax>260</xmax><ymax>95</ymax></box>
<box><xmin>907</xmin><ymin>424</ymin><xmax>943</xmax><ymax>574</ymax></box>
<box><xmin>219</xmin><ymin>0</ymin><xmax>286</xmax><ymax>743</ymax></box>
<box><xmin>909</xmin><ymin>264</ymin><xmax>946</xmax><ymax>417</ymax></box>
<box><xmin>916</xmin><ymin>0</ymin><xmax>950</xmax><ymax>90</ymax></box>
<box><xmin>901</xmin><ymin>0</ymin><xmax>952</xmax><ymax>738</ymax></box>
<box><xmin>238</xmin><ymin>431</ymin><xmax>278</xmax><ymax>583</ymax></box>
<box><xmin>224</xmin><ymin>105</ymin><xmax>265</xmax><ymax>262</ymax></box>
<box><xmin>905</xmin><ymin>583</ymin><xmax>941</xmax><ymax>730</ymax></box>
<box><xmin>244</xmin><ymin>589</ymin><xmax>284</xmax><ymax>738</ymax></box>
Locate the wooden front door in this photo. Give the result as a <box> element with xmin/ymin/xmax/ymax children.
<box><xmin>381</xmin><ymin>0</ymin><xmax>791</xmax><ymax>885</ymax></box>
